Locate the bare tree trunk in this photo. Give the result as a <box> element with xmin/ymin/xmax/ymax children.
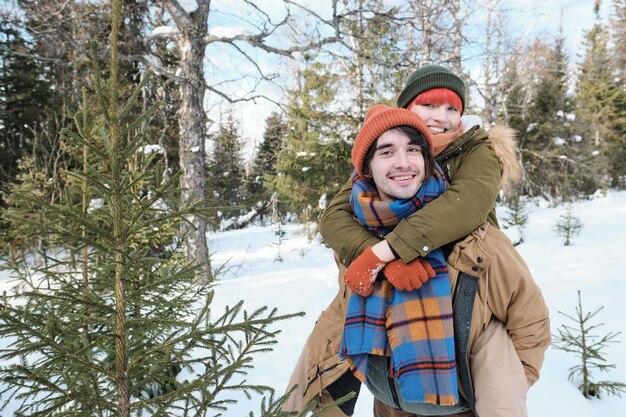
<box><xmin>478</xmin><ymin>0</ymin><xmax>509</xmax><ymax>127</ymax></box>
<box><xmin>449</xmin><ymin>0</ymin><xmax>463</xmax><ymax>73</ymax></box>
<box><xmin>338</xmin><ymin>1</ymin><xmax>366</xmax><ymax>118</ymax></box>
<box><xmin>483</xmin><ymin>1</ymin><xmax>494</xmax><ymax>127</ymax></box>
<box><xmin>418</xmin><ymin>0</ymin><xmax>434</xmax><ymax>62</ymax></box>
<box><xmin>408</xmin><ymin>0</ymin><xmax>457</xmax><ymax>66</ymax></box>
<box><xmin>165</xmin><ymin>0</ymin><xmax>210</xmax><ymax>269</ymax></box>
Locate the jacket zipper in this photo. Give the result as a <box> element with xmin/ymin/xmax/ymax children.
<box><xmin>437</xmin><ymin>128</ymin><xmax>479</xmax><ymax>164</ymax></box>
<box><xmin>304</xmin><ymin>361</ymin><xmax>343</xmax><ymax>395</ymax></box>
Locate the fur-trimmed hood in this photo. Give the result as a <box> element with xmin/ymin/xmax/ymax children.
<box><xmin>486</xmin><ymin>125</ymin><xmax>523</xmax><ymax>193</ymax></box>
<box><xmin>461</xmin><ymin>116</ymin><xmax>523</xmax><ymax>193</ymax></box>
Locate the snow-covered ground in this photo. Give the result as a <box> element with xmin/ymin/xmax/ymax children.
<box><xmin>208</xmin><ymin>191</ymin><xmax>626</xmax><ymax>416</ymax></box>
<box><xmin>2</xmin><ymin>191</ymin><xmax>625</xmax><ymax>416</ymax></box>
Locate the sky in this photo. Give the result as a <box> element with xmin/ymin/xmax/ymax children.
<box><xmin>493</xmin><ymin>0</ymin><xmax>610</xmax><ymax>57</ymax></box>
<box><xmin>2</xmin><ymin>189</ymin><xmax>626</xmax><ymax>414</ymax></box>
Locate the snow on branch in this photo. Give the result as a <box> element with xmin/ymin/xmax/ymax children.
<box><xmin>151</xmin><ymin>26</ymin><xmax>179</xmax><ymax>37</ymax></box>
<box><xmin>201</xmin><ymin>0</ymin><xmax>341</xmax><ymax>58</ymax></box>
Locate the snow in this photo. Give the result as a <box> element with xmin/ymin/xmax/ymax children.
<box><xmin>209</xmin><ymin>25</ymin><xmax>247</xmax><ymax>38</ymax></box>
<box><xmin>88</xmin><ymin>198</ymin><xmax>104</xmax><ymax>212</ymax></box>
<box><xmin>151</xmin><ymin>26</ymin><xmax>178</xmax><ymax>36</ymax></box>
<box><xmin>462</xmin><ymin>114</ymin><xmax>484</xmax><ymax>129</ymax></box>
<box><xmin>319</xmin><ymin>193</ymin><xmax>328</xmax><ymax>210</ymax></box>
<box><xmin>296</xmin><ymin>152</ymin><xmax>317</xmax><ymax>158</ymax></box>
<box><xmin>219</xmin><ymin>209</ymin><xmax>258</xmax><ymax>231</ymax></box>
<box><xmin>138</xmin><ymin>144</ymin><xmax>164</xmax><ymax>154</ymax></box>
<box><xmin>2</xmin><ymin>191</ymin><xmax>626</xmax><ymax>415</ymax></box>
<box><xmin>178</xmin><ymin>0</ymin><xmax>198</xmax><ymax>14</ymax></box>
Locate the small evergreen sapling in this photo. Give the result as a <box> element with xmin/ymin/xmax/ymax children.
<box><xmin>552</xmin><ymin>290</ymin><xmax>626</xmax><ymax>398</ymax></box>
<box><xmin>553</xmin><ymin>204</ymin><xmax>584</xmax><ymax>246</ymax></box>
<box><xmin>273</xmin><ymin>221</ymin><xmax>287</xmax><ymax>262</ymax></box>
<box><xmin>501</xmin><ymin>193</ymin><xmax>529</xmax><ymax>246</ymax></box>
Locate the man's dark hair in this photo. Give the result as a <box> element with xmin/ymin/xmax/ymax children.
<box><xmin>362</xmin><ymin>125</ymin><xmax>435</xmax><ymax>182</ymax></box>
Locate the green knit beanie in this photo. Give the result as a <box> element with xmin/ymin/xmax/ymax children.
<box><xmin>396</xmin><ymin>65</ymin><xmax>466</xmax><ymax>113</ymax></box>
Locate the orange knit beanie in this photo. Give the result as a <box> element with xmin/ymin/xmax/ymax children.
<box><xmin>351</xmin><ymin>104</ymin><xmax>433</xmax><ymax>178</ymax></box>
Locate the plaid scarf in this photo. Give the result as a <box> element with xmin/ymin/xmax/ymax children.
<box><xmin>340</xmin><ymin>166</ymin><xmax>459</xmax><ymax>406</ymax></box>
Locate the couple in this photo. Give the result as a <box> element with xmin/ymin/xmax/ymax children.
<box><xmin>283</xmin><ymin>65</ymin><xmax>550</xmax><ymax>417</ymax></box>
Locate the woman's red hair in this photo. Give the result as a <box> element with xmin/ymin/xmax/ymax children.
<box><xmin>411</xmin><ymin>88</ymin><xmax>463</xmax><ymax>113</ymax></box>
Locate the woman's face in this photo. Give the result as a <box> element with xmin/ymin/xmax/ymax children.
<box><xmin>408</xmin><ymin>102</ymin><xmax>461</xmax><ymax>136</ymax></box>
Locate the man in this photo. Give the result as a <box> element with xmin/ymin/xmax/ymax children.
<box><xmin>282</xmin><ymin>103</ymin><xmax>550</xmax><ymax>417</ymax></box>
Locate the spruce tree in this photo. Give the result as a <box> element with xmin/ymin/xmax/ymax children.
<box><xmin>575</xmin><ymin>0</ymin><xmax>619</xmax><ymax>191</ymax></box>
<box><xmin>0</xmin><ymin>16</ymin><xmax>54</xmax><ymax>204</ymax></box>
<box><xmin>553</xmin><ymin>290</ymin><xmax>626</xmax><ymax>398</ymax></box>
<box><xmin>500</xmin><ymin>59</ymin><xmax>528</xmax><ymax>134</ymax></box>
<box><xmin>338</xmin><ymin>0</ymin><xmax>404</xmax><ymax>120</ymax></box>
<box><xmin>206</xmin><ymin>113</ymin><xmax>246</xmax><ymax>227</ymax></box>
<box><xmin>604</xmin><ymin>87</ymin><xmax>626</xmax><ymax>188</ymax></box>
<box><xmin>246</xmin><ymin>112</ymin><xmax>288</xmax><ymax>222</ymax></box>
<box><xmin>1</xmin><ymin>1</ymin><xmax>168</xmax><ymax>253</ymax></box>
<box><xmin>553</xmin><ymin>205</ymin><xmax>584</xmax><ymax>246</ymax></box>
<box><xmin>520</xmin><ymin>36</ymin><xmax>595</xmax><ymax>200</ymax></box>
<box><xmin>0</xmin><ymin>2</ymin><xmax>302</xmax><ymax>416</ymax></box>
<box><xmin>605</xmin><ymin>0</ymin><xmax>626</xmax><ymax>188</ymax></box>
<box><xmin>500</xmin><ymin>192</ymin><xmax>528</xmax><ymax>246</ymax></box>
<box><xmin>269</xmin><ymin>61</ymin><xmax>352</xmax><ymax>224</ymax></box>
<box><xmin>0</xmin><ymin>14</ymin><xmax>67</xmax><ymax>255</ymax></box>
<box><xmin>610</xmin><ymin>0</ymin><xmax>626</xmax><ymax>88</ymax></box>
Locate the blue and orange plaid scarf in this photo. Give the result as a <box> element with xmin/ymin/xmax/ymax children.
<box><xmin>339</xmin><ymin>166</ymin><xmax>459</xmax><ymax>406</ymax></box>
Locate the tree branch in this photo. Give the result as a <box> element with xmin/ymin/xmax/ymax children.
<box><xmin>163</xmin><ymin>0</ymin><xmax>191</xmax><ymax>28</ymax></box>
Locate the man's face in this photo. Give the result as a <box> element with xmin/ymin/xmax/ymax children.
<box><xmin>369</xmin><ymin>129</ymin><xmax>426</xmax><ymax>202</ymax></box>
<box><xmin>408</xmin><ymin>102</ymin><xmax>461</xmax><ymax>136</ymax></box>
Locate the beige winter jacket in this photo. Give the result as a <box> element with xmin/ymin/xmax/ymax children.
<box><xmin>283</xmin><ymin>224</ymin><xmax>550</xmax><ymax>414</ymax></box>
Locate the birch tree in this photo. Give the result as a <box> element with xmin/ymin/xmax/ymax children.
<box><xmin>404</xmin><ymin>0</ymin><xmax>467</xmax><ymax>68</ymax></box>
<box><xmin>477</xmin><ymin>0</ymin><xmax>507</xmax><ymax>127</ymax></box>
<box><xmin>149</xmin><ymin>1</ymin><xmax>341</xmax><ymax>268</ymax></box>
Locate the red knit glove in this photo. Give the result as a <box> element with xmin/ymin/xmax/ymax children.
<box><xmin>344</xmin><ymin>246</ymin><xmax>387</xmax><ymax>297</ymax></box>
<box><xmin>383</xmin><ymin>258</ymin><xmax>436</xmax><ymax>291</ymax></box>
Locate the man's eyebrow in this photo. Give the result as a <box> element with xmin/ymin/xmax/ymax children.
<box><xmin>375</xmin><ymin>143</ymin><xmax>394</xmax><ymax>151</ymax></box>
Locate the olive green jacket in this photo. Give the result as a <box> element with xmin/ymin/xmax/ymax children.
<box><xmin>320</xmin><ymin>125</ymin><xmax>514</xmax><ymax>266</ymax></box>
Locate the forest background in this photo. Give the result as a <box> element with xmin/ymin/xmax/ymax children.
<box><xmin>0</xmin><ymin>0</ymin><xmax>625</xmax><ymax>415</ymax></box>
<box><xmin>2</xmin><ymin>0</ymin><xmax>626</xmax><ymax>260</ymax></box>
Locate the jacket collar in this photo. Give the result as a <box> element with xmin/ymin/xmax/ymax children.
<box><xmin>436</xmin><ymin>125</ymin><xmax>484</xmax><ymax>163</ymax></box>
